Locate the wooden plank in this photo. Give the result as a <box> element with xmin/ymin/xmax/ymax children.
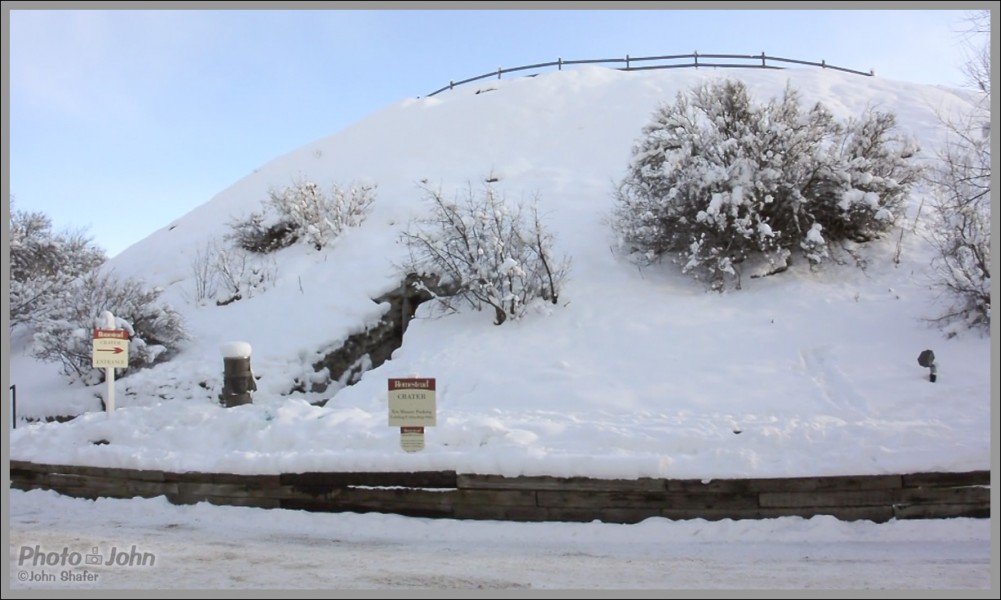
<box><xmin>210</xmin><ymin>473</ymin><xmax>282</xmax><ymax>487</ymax></box>
<box><xmin>174</xmin><ymin>481</ymin><xmax>290</xmax><ymax>499</ymax></box>
<box><xmin>538</xmin><ymin>490</ymin><xmax>759</xmax><ymax>510</ymax></box>
<box><xmin>453</xmin><ymin>505</ymin><xmax>551</xmax><ymax>522</ymax></box>
<box><xmin>176</xmin><ymin>482</ymin><xmax>245</xmax><ymax>498</ymax></box>
<box><xmin>166</xmin><ymin>471</ymin><xmax>218</xmax><ymax>484</ymax></box>
<box><xmin>10</xmin><ymin>482</ymin><xmax>49</xmax><ymax>493</ymax></box>
<box><xmin>658</xmin><ymin>505</ymin><xmax>894</xmax><ymax>522</ymax></box>
<box><xmin>901</xmin><ymin>471</ymin><xmax>990</xmax><ymax>488</ymax></box>
<box><xmin>895</xmin><ymin>486</ymin><xmax>990</xmax><ymax>505</ymax></box>
<box><xmin>197</xmin><ymin>495</ymin><xmax>281</xmax><ymax>509</ymax></box>
<box><xmin>167</xmin><ymin>471</ymin><xmax>281</xmax><ymax>487</ymax></box>
<box><xmin>46</xmin><ymin>473</ymin><xmax>101</xmax><ymax>488</ymax></box>
<box><xmin>281</xmin><ymin>471</ymin><xmax>457</xmax><ymax>489</ymax></box>
<box><xmin>80</xmin><ymin>466</ymin><xmax>166</xmax><ymax>482</ymax></box>
<box><xmin>38</xmin><ymin>487</ymin><xmax>107</xmax><ymax>502</ymax></box>
<box><xmin>11</xmin><ymin>461</ymin><xmax>82</xmax><ymax>475</ymax></box>
<box><xmin>759</xmin><ymin>489</ymin><xmax>895</xmax><ymax>508</ymax></box>
<box><xmin>598</xmin><ymin>508</ymin><xmax>664</xmax><ymax>524</ymax></box>
<box><xmin>456</xmin><ymin>489</ymin><xmax>538</xmax><ymax>507</ymax></box>
<box><xmin>278</xmin><ymin>497</ymin><xmax>341</xmax><ymax>512</ymax></box>
<box><xmin>42</xmin><ymin>479</ymin><xmax>173</xmax><ymax>500</ymax></box>
<box><xmin>673</xmin><ymin>474</ymin><xmax>908</xmax><ymax>495</ymax></box>
<box><xmin>893</xmin><ymin>503</ymin><xmax>990</xmax><ymax>520</ymax></box>
<box><xmin>279</xmin><ymin>496</ymin><xmax>454</xmax><ymax>518</ymax></box>
<box><xmin>124</xmin><ymin>480</ymin><xmax>177</xmax><ymax>497</ymax></box>
<box><xmin>124</xmin><ymin>468</ymin><xmax>167</xmax><ymax>483</ymax></box>
<box><xmin>458</xmin><ymin>474</ymin><xmax>665</xmax><ymax>492</ymax></box>
<box><xmin>9</xmin><ymin>460</ymin><xmax>43</xmax><ymax>472</ymax></box>
<box><xmin>329</xmin><ymin>487</ymin><xmax>458</xmax><ymax>511</ymax></box>
<box><xmin>661</xmin><ymin>507</ymin><xmax>776</xmax><ymax>521</ymax></box>
<box><xmin>665</xmin><ymin>478</ymin><xmax>756</xmax><ymax>494</ymax></box>
<box><xmin>10</xmin><ymin>468</ymin><xmax>49</xmax><ymax>484</ymax></box>
<box><xmin>74</xmin><ymin>478</ymin><xmax>174</xmax><ymax>498</ymax></box>
<box><xmin>9</xmin><ymin>462</ymin><xmax>991</xmax><ymax>525</ymax></box>
<box><xmin>40</xmin><ymin>463</ymin><xmax>166</xmax><ymax>482</ymax></box>
<box><xmin>745</xmin><ymin>474</ymin><xmax>902</xmax><ymax>494</ymax></box>
<box><xmin>533</xmin><ymin>507</ymin><xmax>600</xmax><ymax>523</ymax></box>
<box><xmin>781</xmin><ymin>506</ymin><xmax>895</xmax><ymax>523</ymax></box>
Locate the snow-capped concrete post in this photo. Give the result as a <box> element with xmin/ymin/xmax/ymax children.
<box><xmin>918</xmin><ymin>349</ymin><xmax>937</xmax><ymax>383</ymax></box>
<box><xmin>220</xmin><ymin>342</ymin><xmax>256</xmax><ymax>407</ymax></box>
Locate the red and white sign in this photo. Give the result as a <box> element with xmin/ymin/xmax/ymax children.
<box><xmin>388</xmin><ymin>378</ymin><xmax>435</xmax><ymax>391</ymax></box>
<box><xmin>388</xmin><ymin>378</ymin><xmax>436</xmax><ymax>427</ymax></box>
<box><xmin>94</xmin><ymin>329</ymin><xmax>129</xmax><ymax>340</ymax></box>
<box><xmin>92</xmin><ymin>329</ymin><xmax>129</xmax><ymax>368</ymax></box>
<box><xmin>400</xmin><ymin>426</ymin><xmax>425</xmax><ymax>453</ymax></box>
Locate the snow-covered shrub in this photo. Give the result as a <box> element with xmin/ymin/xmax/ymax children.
<box><xmin>227</xmin><ymin>212</ymin><xmax>299</xmax><ymax>254</ymax></box>
<box><xmin>402</xmin><ymin>185</ymin><xmax>570</xmax><ymax>325</ymax></box>
<box><xmin>9</xmin><ymin>203</ymin><xmax>106</xmax><ymax>327</ymax></box>
<box><xmin>189</xmin><ymin>240</ymin><xmax>277</xmax><ymax>306</ymax></box>
<box><xmin>32</xmin><ymin>271</ymin><xmax>187</xmax><ymax>384</ymax></box>
<box><xmin>926</xmin><ymin>97</ymin><xmax>991</xmax><ymax>330</ymax></box>
<box><xmin>612</xmin><ymin>79</ymin><xmax>921</xmax><ymax>290</ymax></box>
<box><xmin>920</xmin><ymin>10</ymin><xmax>991</xmax><ymax>332</ymax></box>
<box><xmin>228</xmin><ymin>178</ymin><xmax>375</xmax><ymax>252</ymax></box>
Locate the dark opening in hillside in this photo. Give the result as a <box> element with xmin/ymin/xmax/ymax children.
<box><xmin>299</xmin><ymin>274</ymin><xmax>454</xmax><ymax>401</ymax></box>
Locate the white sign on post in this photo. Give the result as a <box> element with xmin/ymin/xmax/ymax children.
<box><xmin>92</xmin><ymin>330</ymin><xmax>129</xmax><ymax>369</ymax></box>
<box><xmin>387</xmin><ymin>378</ymin><xmax>436</xmax><ymax>426</ymax></box>
<box><xmin>388</xmin><ymin>378</ymin><xmax>436</xmax><ymax>452</ymax></box>
<box><xmin>92</xmin><ymin>311</ymin><xmax>128</xmax><ymax>415</ymax></box>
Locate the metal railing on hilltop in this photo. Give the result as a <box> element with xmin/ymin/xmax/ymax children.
<box><xmin>426</xmin><ymin>52</ymin><xmax>873</xmax><ymax>97</ymax></box>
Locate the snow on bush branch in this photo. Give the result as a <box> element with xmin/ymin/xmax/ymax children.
<box><xmin>188</xmin><ymin>239</ymin><xmax>278</xmax><ymax>307</ymax></box>
<box><xmin>926</xmin><ymin>74</ymin><xmax>991</xmax><ymax>330</ymax></box>
<box><xmin>229</xmin><ymin>178</ymin><xmax>376</xmax><ymax>253</ymax></box>
<box><xmin>402</xmin><ymin>185</ymin><xmax>570</xmax><ymax>325</ymax></box>
<box><xmin>9</xmin><ymin>202</ymin><xmax>106</xmax><ymax>328</ymax></box>
<box><xmin>612</xmin><ymin>79</ymin><xmax>922</xmax><ymax>291</ymax></box>
<box><xmin>31</xmin><ymin>271</ymin><xmax>187</xmax><ymax>384</ymax></box>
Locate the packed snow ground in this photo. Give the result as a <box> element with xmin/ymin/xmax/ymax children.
<box><xmin>7</xmin><ymin>490</ymin><xmax>993</xmax><ymax>590</ymax></box>
<box><xmin>8</xmin><ymin>66</ymin><xmax>991</xmax><ymax>480</ymax></box>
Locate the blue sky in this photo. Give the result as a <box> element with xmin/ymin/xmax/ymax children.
<box><xmin>7</xmin><ymin>7</ymin><xmax>987</xmax><ymax>257</ymax></box>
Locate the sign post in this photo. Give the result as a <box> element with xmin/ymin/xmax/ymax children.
<box><xmin>92</xmin><ymin>311</ymin><xmax>129</xmax><ymax>414</ymax></box>
<box><xmin>388</xmin><ymin>378</ymin><xmax>436</xmax><ymax>452</ymax></box>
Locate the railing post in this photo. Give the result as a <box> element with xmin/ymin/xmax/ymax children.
<box><xmin>498</xmin><ymin>66</ymin><xmax>502</xmax><ymax>80</ymax></box>
<box><xmin>449</xmin><ymin>80</ymin><xmax>454</xmax><ymax>91</ymax></box>
<box><xmin>558</xmin><ymin>57</ymin><xmax>562</xmax><ymax>71</ymax></box>
<box><xmin>626</xmin><ymin>54</ymin><xmax>630</xmax><ymax>70</ymax></box>
<box><xmin>821</xmin><ymin>59</ymin><xmax>826</xmax><ymax>69</ymax></box>
<box><xmin>9</xmin><ymin>384</ymin><xmax>15</xmax><ymax>430</ymax></box>
<box><xmin>694</xmin><ymin>50</ymin><xmax>699</xmax><ymax>69</ymax></box>
<box><xmin>761</xmin><ymin>52</ymin><xmax>766</xmax><ymax>67</ymax></box>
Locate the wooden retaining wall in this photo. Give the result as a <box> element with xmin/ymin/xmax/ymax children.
<box><xmin>9</xmin><ymin>461</ymin><xmax>989</xmax><ymax>524</ymax></box>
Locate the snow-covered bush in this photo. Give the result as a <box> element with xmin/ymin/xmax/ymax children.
<box><xmin>227</xmin><ymin>212</ymin><xmax>299</xmax><ymax>254</ymax></box>
<box><xmin>612</xmin><ymin>79</ymin><xmax>921</xmax><ymax>290</ymax></box>
<box><xmin>926</xmin><ymin>97</ymin><xmax>991</xmax><ymax>331</ymax></box>
<box><xmin>402</xmin><ymin>185</ymin><xmax>570</xmax><ymax>325</ymax></box>
<box><xmin>32</xmin><ymin>271</ymin><xmax>187</xmax><ymax>384</ymax></box>
<box><xmin>189</xmin><ymin>240</ymin><xmax>277</xmax><ymax>306</ymax></box>
<box><xmin>9</xmin><ymin>203</ymin><xmax>106</xmax><ymax>328</ymax></box>
<box><xmin>228</xmin><ymin>178</ymin><xmax>375</xmax><ymax>252</ymax></box>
